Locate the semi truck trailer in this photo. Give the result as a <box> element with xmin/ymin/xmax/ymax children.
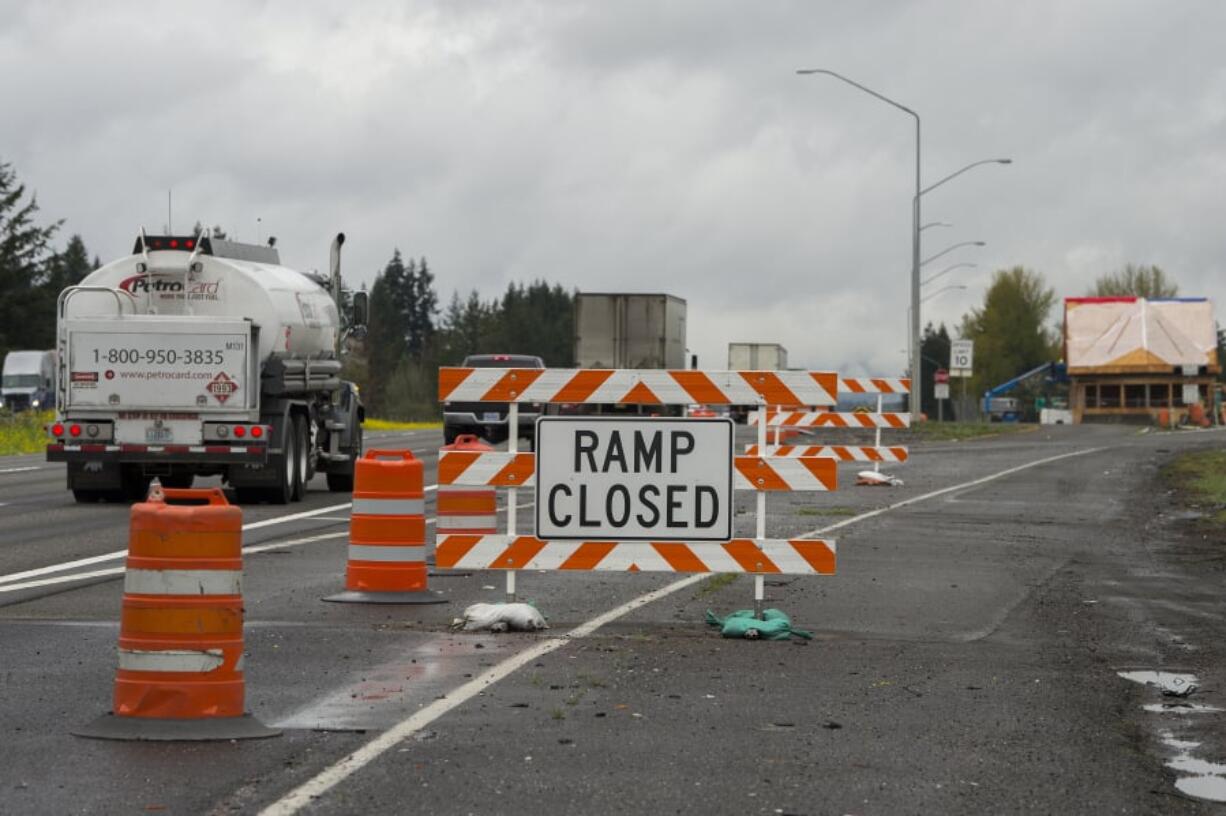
<box><xmin>2</xmin><ymin>350</ymin><xmax>55</xmax><ymax>411</ymax></box>
<box><xmin>46</xmin><ymin>230</ymin><xmax>366</xmax><ymax>504</ymax></box>
<box><xmin>575</xmin><ymin>293</ymin><xmax>687</xmax><ymax>370</ymax></box>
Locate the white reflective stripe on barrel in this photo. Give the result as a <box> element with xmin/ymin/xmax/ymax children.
<box><xmin>348</xmin><ymin>544</ymin><xmax>427</xmax><ymax>562</ymax></box>
<box><xmin>351</xmin><ymin>497</ymin><xmax>425</xmax><ymax>516</ymax></box>
<box><xmin>118</xmin><ymin>648</ymin><xmax>226</xmax><ymax>673</ymax></box>
<box><xmin>123</xmin><ymin>569</ymin><xmax>242</xmax><ymax>596</ymax></box>
<box><xmin>436</xmin><ymin>515</ymin><xmax>499</xmax><ymax>530</ymax></box>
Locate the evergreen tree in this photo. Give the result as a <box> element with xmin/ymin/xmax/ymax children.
<box><xmin>919</xmin><ymin>322</ymin><xmax>952</xmax><ymax>419</ymax></box>
<box><xmin>45</xmin><ymin>234</ymin><xmax>94</xmax><ymax>292</ymax></box>
<box><xmin>364</xmin><ymin>257</ymin><xmax>408</xmax><ymax>413</ymax></box>
<box><xmin>0</xmin><ymin>161</ymin><xmax>61</xmax><ymax>359</ymax></box>
<box><xmin>405</xmin><ymin>257</ymin><xmax>438</xmax><ymax>359</ymax></box>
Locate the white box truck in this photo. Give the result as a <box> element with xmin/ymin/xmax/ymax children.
<box><xmin>47</xmin><ymin>230</ymin><xmax>366</xmax><ymax>503</ymax></box>
<box><xmin>570</xmin><ymin>293</ymin><xmax>687</xmax><ymax>417</ymax></box>
<box><xmin>727</xmin><ymin>342</ymin><xmax>788</xmax><ymax>372</ymax></box>
<box><xmin>727</xmin><ymin>343</ymin><xmax>788</xmax><ymax>422</ymax></box>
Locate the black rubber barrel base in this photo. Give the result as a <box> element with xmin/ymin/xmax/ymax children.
<box><xmin>323</xmin><ymin>590</ymin><xmax>448</xmax><ymax>604</ymax></box>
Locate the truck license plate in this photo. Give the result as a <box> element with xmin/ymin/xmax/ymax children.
<box><xmin>482</xmin><ymin>412</ymin><xmax>501</xmax><ymax>422</ymax></box>
<box><xmin>145</xmin><ymin>426</ymin><xmax>173</xmax><ymax>443</ymax></box>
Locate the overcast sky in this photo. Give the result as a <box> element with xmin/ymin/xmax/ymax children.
<box><xmin>2</xmin><ymin>1</ymin><xmax>1223</xmax><ymax>375</ymax></box>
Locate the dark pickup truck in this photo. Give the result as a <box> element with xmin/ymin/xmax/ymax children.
<box><xmin>443</xmin><ymin>354</ymin><xmax>545</xmax><ymax>447</ymax></box>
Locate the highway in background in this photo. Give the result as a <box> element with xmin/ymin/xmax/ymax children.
<box><xmin>2</xmin><ymin>424</ymin><xmax>1224</xmax><ymax>813</ymax></box>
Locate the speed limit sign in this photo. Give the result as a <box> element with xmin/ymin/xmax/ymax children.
<box><xmin>950</xmin><ymin>339</ymin><xmax>974</xmax><ymax>377</ymax></box>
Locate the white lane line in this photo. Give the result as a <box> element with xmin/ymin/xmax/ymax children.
<box><xmin>0</xmin><ymin>466</ymin><xmax>41</xmax><ymax>475</ymax></box>
<box><xmin>258</xmin><ymin>574</ymin><xmax>703</xmax><ymax>816</ymax></box>
<box><xmin>0</xmin><ymin>532</ymin><xmax>349</xmax><ymax>594</ymax></box>
<box><xmin>799</xmin><ymin>446</ymin><xmax>1106</xmax><ymax>538</ymax></box>
<box><xmin>0</xmin><ymin>495</ymin><xmax>536</xmax><ymax>594</ymax></box>
<box><xmin>258</xmin><ymin>445</ymin><xmax>1110</xmax><ymax>816</ymax></box>
<box><xmin>0</xmin><ymin>484</ymin><xmax>439</xmax><ymax>588</ymax></box>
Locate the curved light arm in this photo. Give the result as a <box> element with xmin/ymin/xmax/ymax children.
<box><xmin>796</xmin><ymin>69</ymin><xmax>919</xmax><ymax>121</ymax></box>
<box><xmin>920</xmin><ymin>221</ymin><xmax>953</xmax><ymax>232</ymax></box>
<box><xmin>920</xmin><ymin>158</ymin><xmax>1011</xmax><ymax>198</ymax></box>
<box><xmin>920</xmin><ymin>284</ymin><xmax>968</xmax><ymax>305</ymax></box>
<box><xmin>922</xmin><ymin>262</ymin><xmax>976</xmax><ymax>287</ymax></box>
<box><xmin>921</xmin><ymin>240</ymin><xmax>985</xmax><ymax>267</ymax></box>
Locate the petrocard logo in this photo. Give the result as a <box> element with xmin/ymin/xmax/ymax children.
<box><xmin>118</xmin><ymin>272</ymin><xmax>221</xmax><ymax>301</ymax></box>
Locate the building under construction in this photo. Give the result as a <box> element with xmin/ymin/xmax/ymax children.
<box><xmin>1064</xmin><ymin>296</ymin><xmax>1219</xmax><ymax>423</ymax></box>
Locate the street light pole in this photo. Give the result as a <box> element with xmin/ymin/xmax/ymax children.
<box><xmin>797</xmin><ymin>68</ymin><xmax>922</xmax><ymax>421</ymax></box>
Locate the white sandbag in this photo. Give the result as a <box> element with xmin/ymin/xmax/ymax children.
<box><xmin>855</xmin><ymin>470</ymin><xmax>903</xmax><ymax>487</ymax></box>
<box><xmin>453</xmin><ymin>602</ymin><xmax>549</xmax><ymax>632</ymax></box>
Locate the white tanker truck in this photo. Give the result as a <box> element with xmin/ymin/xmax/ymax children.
<box><xmin>46</xmin><ymin>230</ymin><xmax>366</xmax><ymax>503</ymax></box>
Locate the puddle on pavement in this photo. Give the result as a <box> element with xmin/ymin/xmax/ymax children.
<box><xmin>1123</xmin><ymin>672</ymin><xmax>1226</xmax><ymax>803</ymax></box>
<box><xmin>1157</xmin><ymin>731</ymin><xmax>1226</xmax><ymax>803</ymax></box>
<box><xmin>1117</xmin><ymin>670</ymin><xmax>1199</xmax><ymax>696</ymax></box>
<box><xmin>273</xmin><ymin>634</ymin><xmax>520</xmax><ymax>731</ymax></box>
<box><xmin>1142</xmin><ymin>703</ymin><xmax>1223</xmax><ymax>714</ymax></box>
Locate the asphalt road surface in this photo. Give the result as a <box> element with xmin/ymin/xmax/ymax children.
<box><xmin>2</xmin><ymin>423</ymin><xmax>1225</xmax><ymax>814</ymax></box>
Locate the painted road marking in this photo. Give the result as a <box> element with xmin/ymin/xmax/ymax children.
<box><xmin>257</xmin><ymin>445</ymin><xmax>1109</xmax><ymax>816</ymax></box>
<box><xmin>0</xmin><ymin>532</ymin><xmax>348</xmax><ymax>594</ymax></box>
<box><xmin>0</xmin><ymin>498</ymin><xmax>535</xmax><ymax>595</ymax></box>
<box><xmin>0</xmin><ymin>484</ymin><xmax>442</xmax><ymax>588</ymax></box>
<box><xmin>0</xmin><ymin>466</ymin><xmax>41</xmax><ymax>475</ymax></box>
<box><xmin>797</xmin><ymin>446</ymin><xmax>1105</xmax><ymax>539</ymax></box>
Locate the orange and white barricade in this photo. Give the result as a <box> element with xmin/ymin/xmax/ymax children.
<box><xmin>748</xmin><ymin>377</ymin><xmax>912</xmax><ymax>472</ymax></box>
<box><xmin>437</xmin><ymin>366</ymin><xmax>870</xmax><ymax>612</ymax></box>
<box><xmin>74</xmin><ymin>484</ymin><xmax>278</xmax><ymax>741</ymax></box>
<box><xmin>437</xmin><ymin>435</ymin><xmax>500</xmax><ymax>536</ymax></box>
<box><xmin>325</xmin><ymin>449</ymin><xmax>445</xmax><ymax>605</ymax></box>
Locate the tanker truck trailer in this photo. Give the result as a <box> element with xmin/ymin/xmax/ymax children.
<box><xmin>46</xmin><ymin>230</ymin><xmax>366</xmax><ymax>504</ymax></box>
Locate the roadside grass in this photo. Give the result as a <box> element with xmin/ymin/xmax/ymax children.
<box><xmin>911</xmin><ymin>421</ymin><xmax>1033</xmax><ymax>442</ymax></box>
<box><xmin>693</xmin><ymin>573</ymin><xmax>738</xmax><ymax>598</ymax></box>
<box><xmin>362</xmin><ymin>418</ymin><xmax>443</xmax><ymax>431</ymax></box>
<box><xmin>0</xmin><ymin>410</ymin><xmax>53</xmax><ymax>456</ymax></box>
<box><xmin>795</xmin><ymin>505</ymin><xmax>857</xmax><ymax>518</ymax></box>
<box><xmin>1162</xmin><ymin>449</ymin><xmax>1226</xmax><ymax>525</ymax></box>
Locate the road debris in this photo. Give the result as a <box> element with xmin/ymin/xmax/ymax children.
<box><xmin>705</xmin><ymin>608</ymin><xmax>813</xmax><ymax>641</ymax></box>
<box><xmin>452</xmin><ymin>602</ymin><xmax>548</xmax><ymax>632</ymax></box>
<box><xmin>855</xmin><ymin>470</ymin><xmax>903</xmax><ymax>487</ymax></box>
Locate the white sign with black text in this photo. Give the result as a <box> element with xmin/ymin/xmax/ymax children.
<box><xmin>934</xmin><ymin>383</ymin><xmax>950</xmax><ymax>400</ymax></box>
<box><xmin>950</xmin><ymin>339</ymin><xmax>975</xmax><ymax>377</ymax></box>
<box><xmin>535</xmin><ymin>417</ymin><xmax>734</xmax><ymax>542</ymax></box>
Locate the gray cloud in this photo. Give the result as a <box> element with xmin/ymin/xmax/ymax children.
<box><xmin>2</xmin><ymin>0</ymin><xmax>1223</xmax><ymax>376</ymax></box>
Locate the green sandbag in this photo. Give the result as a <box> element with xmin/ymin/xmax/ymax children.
<box><xmin>705</xmin><ymin>608</ymin><xmax>813</xmax><ymax>640</ymax></box>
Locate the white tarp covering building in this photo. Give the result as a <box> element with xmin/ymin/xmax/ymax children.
<box><xmin>1064</xmin><ymin>297</ymin><xmax>1218</xmax><ymax>374</ymax></box>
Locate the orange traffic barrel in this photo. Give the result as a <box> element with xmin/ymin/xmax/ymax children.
<box><xmin>325</xmin><ymin>449</ymin><xmax>445</xmax><ymax>604</ymax></box>
<box><xmin>74</xmin><ymin>483</ymin><xmax>279</xmax><ymax>741</ymax></box>
<box><xmin>437</xmin><ymin>435</ymin><xmax>498</xmax><ymax>536</ymax></box>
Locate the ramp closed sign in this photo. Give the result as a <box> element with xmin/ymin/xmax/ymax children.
<box><xmin>535</xmin><ymin>417</ymin><xmax>734</xmax><ymax>542</ymax></box>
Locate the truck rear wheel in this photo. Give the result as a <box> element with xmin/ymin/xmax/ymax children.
<box><xmin>292</xmin><ymin>414</ymin><xmax>309</xmax><ymax>501</ymax></box>
<box><xmin>72</xmin><ymin>489</ymin><xmax>104</xmax><ymax>503</ymax></box>
<box><xmin>262</xmin><ymin>424</ymin><xmax>296</xmax><ymax>505</ymax></box>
